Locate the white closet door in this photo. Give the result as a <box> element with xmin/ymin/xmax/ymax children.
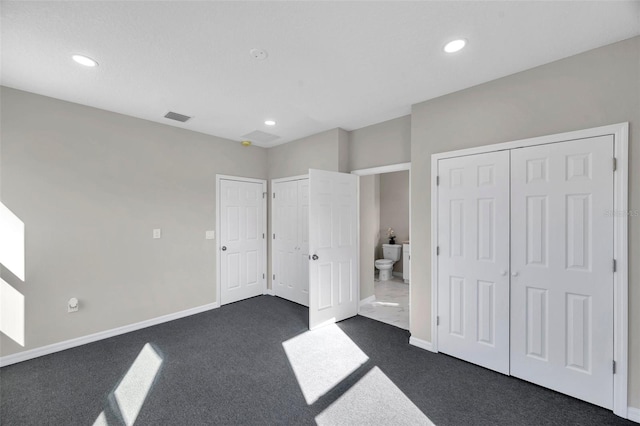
<box><xmin>273</xmin><ymin>180</ymin><xmax>300</xmax><ymax>304</ymax></box>
<box><xmin>297</xmin><ymin>179</ymin><xmax>310</xmax><ymax>306</ymax></box>
<box><xmin>437</xmin><ymin>151</ymin><xmax>510</xmax><ymax>374</ymax></box>
<box><xmin>308</xmin><ymin>169</ymin><xmax>358</xmax><ymax>330</ymax></box>
<box><xmin>220</xmin><ymin>179</ymin><xmax>265</xmax><ymax>305</ymax></box>
<box><xmin>510</xmin><ymin>136</ymin><xmax>614</xmax><ymax>409</ymax></box>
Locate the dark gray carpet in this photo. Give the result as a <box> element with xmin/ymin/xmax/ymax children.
<box><xmin>0</xmin><ymin>295</ymin><xmax>633</xmax><ymax>425</ymax></box>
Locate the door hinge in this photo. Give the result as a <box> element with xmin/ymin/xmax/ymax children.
<box><xmin>436</xmin><ymin>176</ymin><xmax>440</xmax><ymax>186</ymax></box>
<box><xmin>262</xmin><ymin>233</ymin><xmax>265</xmax><ymax>239</ymax></box>
<box><xmin>263</xmin><ymin>192</ymin><xmax>266</xmax><ymax>199</ymax></box>
<box><xmin>436</xmin><ymin>246</ymin><xmax>440</xmax><ymax>256</ymax></box>
<box><xmin>613</xmin><ymin>360</ymin><xmax>617</xmax><ymax>374</ymax></box>
<box><xmin>273</xmin><ymin>193</ymin><xmax>276</xmax><ymax>199</ymax></box>
<box><xmin>273</xmin><ymin>233</ymin><xmax>276</xmax><ymax>239</ymax></box>
<box><xmin>436</xmin><ymin>316</ymin><xmax>440</xmax><ymax>326</ymax></box>
<box><xmin>613</xmin><ymin>157</ymin><xmax>617</xmax><ymax>172</ymax></box>
<box><xmin>613</xmin><ymin>259</ymin><xmax>617</xmax><ymax>273</ymax></box>
<box><xmin>263</xmin><ymin>273</ymin><xmax>265</xmax><ymax>279</ymax></box>
<box><xmin>273</xmin><ymin>274</ymin><xmax>276</xmax><ymax>280</ymax></box>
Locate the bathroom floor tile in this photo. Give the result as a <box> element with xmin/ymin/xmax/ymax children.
<box><xmin>359</xmin><ymin>276</ymin><xmax>409</xmax><ymax>330</ymax></box>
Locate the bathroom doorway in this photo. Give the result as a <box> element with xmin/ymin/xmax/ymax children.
<box><xmin>352</xmin><ymin>163</ymin><xmax>410</xmax><ymax>330</ymax></box>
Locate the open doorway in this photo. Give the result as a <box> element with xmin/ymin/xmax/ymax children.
<box><xmin>353</xmin><ymin>163</ymin><xmax>410</xmax><ymax>330</ymax></box>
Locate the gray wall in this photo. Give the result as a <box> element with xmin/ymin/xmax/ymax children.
<box><xmin>410</xmin><ymin>36</ymin><xmax>640</xmax><ymax>406</ymax></box>
<box><xmin>0</xmin><ymin>87</ymin><xmax>268</xmax><ymax>357</ymax></box>
<box><xmin>378</xmin><ymin>170</ymin><xmax>409</xmax><ymax>274</ymax></box>
<box><xmin>267</xmin><ymin>129</ymin><xmax>342</xmax><ymax>180</ymax></box>
<box><xmin>349</xmin><ymin>115</ymin><xmax>411</xmax><ymax>171</ymax></box>
<box><xmin>359</xmin><ymin>174</ymin><xmax>380</xmax><ymax>300</ymax></box>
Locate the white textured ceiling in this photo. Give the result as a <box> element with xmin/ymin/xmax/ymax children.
<box><xmin>2</xmin><ymin>1</ymin><xmax>639</xmax><ymax>147</ymax></box>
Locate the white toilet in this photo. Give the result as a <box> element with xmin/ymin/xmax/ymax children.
<box><xmin>375</xmin><ymin>244</ymin><xmax>402</xmax><ymax>281</ymax></box>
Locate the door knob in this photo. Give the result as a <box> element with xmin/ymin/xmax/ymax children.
<box><xmin>312</xmin><ymin>254</ymin><xmax>319</xmax><ymax>260</ymax></box>
<box><xmin>221</xmin><ymin>246</ymin><xmax>227</xmax><ymax>251</ymax></box>
<box><xmin>511</xmin><ymin>271</ymin><xmax>519</xmax><ymax>277</ymax></box>
<box><xmin>500</xmin><ymin>270</ymin><xmax>507</xmax><ymax>276</ymax></box>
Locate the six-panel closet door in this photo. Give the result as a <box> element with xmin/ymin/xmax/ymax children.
<box><xmin>273</xmin><ymin>178</ymin><xmax>309</xmax><ymax>306</ymax></box>
<box><xmin>437</xmin><ymin>135</ymin><xmax>615</xmax><ymax>409</ymax></box>
<box><xmin>510</xmin><ymin>136</ymin><xmax>614</xmax><ymax>409</ymax></box>
<box><xmin>437</xmin><ymin>150</ymin><xmax>511</xmax><ymax>374</ymax></box>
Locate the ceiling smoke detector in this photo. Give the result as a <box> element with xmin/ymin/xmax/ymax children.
<box><xmin>164</xmin><ymin>111</ymin><xmax>192</xmax><ymax>122</ymax></box>
<box><xmin>249</xmin><ymin>48</ymin><xmax>268</xmax><ymax>60</ymax></box>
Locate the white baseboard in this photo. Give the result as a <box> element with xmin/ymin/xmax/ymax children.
<box><xmin>628</xmin><ymin>407</ymin><xmax>640</xmax><ymax>423</ymax></box>
<box><xmin>359</xmin><ymin>295</ymin><xmax>376</xmax><ymax>307</ymax></box>
<box><xmin>0</xmin><ymin>302</ymin><xmax>219</xmax><ymax>368</ymax></box>
<box><xmin>409</xmin><ymin>336</ymin><xmax>437</xmax><ymax>353</ymax></box>
<box><xmin>264</xmin><ymin>288</ymin><xmax>275</xmax><ymax>296</ymax></box>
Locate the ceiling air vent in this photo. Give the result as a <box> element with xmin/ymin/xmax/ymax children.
<box><xmin>164</xmin><ymin>111</ymin><xmax>191</xmax><ymax>122</ymax></box>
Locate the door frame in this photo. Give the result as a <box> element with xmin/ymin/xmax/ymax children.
<box><xmin>430</xmin><ymin>123</ymin><xmax>629</xmax><ymax>418</ymax></box>
<box><xmin>215</xmin><ymin>174</ymin><xmax>268</xmax><ymax>306</ymax></box>
<box><xmin>351</xmin><ymin>162</ymin><xmax>411</xmax><ymax>330</ymax></box>
<box><xmin>270</xmin><ymin>174</ymin><xmax>309</xmax><ymax>301</ymax></box>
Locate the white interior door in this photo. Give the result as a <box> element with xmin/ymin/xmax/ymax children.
<box><xmin>308</xmin><ymin>169</ymin><xmax>358</xmax><ymax>330</ymax></box>
<box><xmin>510</xmin><ymin>136</ymin><xmax>614</xmax><ymax>409</ymax></box>
<box><xmin>437</xmin><ymin>151</ymin><xmax>510</xmax><ymax>374</ymax></box>
<box><xmin>273</xmin><ymin>179</ymin><xmax>309</xmax><ymax>306</ymax></box>
<box><xmin>274</xmin><ymin>180</ymin><xmax>300</xmax><ymax>304</ymax></box>
<box><xmin>219</xmin><ymin>178</ymin><xmax>266</xmax><ymax>305</ymax></box>
<box><xmin>297</xmin><ymin>179</ymin><xmax>310</xmax><ymax>305</ymax></box>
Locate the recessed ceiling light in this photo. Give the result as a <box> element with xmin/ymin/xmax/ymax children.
<box><xmin>264</xmin><ymin>120</ymin><xmax>276</xmax><ymax>126</ymax></box>
<box><xmin>72</xmin><ymin>54</ymin><xmax>98</xmax><ymax>67</ymax></box>
<box><xmin>443</xmin><ymin>39</ymin><xmax>467</xmax><ymax>53</ymax></box>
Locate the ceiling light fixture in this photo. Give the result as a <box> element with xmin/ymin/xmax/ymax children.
<box><xmin>264</xmin><ymin>120</ymin><xmax>276</xmax><ymax>126</ymax></box>
<box><xmin>241</xmin><ymin>140</ymin><xmax>252</xmax><ymax>147</ymax></box>
<box><xmin>72</xmin><ymin>54</ymin><xmax>98</xmax><ymax>67</ymax></box>
<box><xmin>443</xmin><ymin>39</ymin><xmax>467</xmax><ymax>53</ymax></box>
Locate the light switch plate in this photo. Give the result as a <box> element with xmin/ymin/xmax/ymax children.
<box><xmin>205</xmin><ymin>230</ymin><xmax>215</xmax><ymax>240</ymax></box>
<box><xmin>153</xmin><ymin>228</ymin><xmax>161</xmax><ymax>239</ymax></box>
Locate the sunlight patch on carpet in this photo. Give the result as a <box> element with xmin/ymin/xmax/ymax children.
<box><xmin>315</xmin><ymin>366</ymin><xmax>435</xmax><ymax>425</ymax></box>
<box><xmin>283</xmin><ymin>324</ymin><xmax>369</xmax><ymax>404</ymax></box>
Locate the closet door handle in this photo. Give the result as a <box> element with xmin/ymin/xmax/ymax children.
<box><xmin>511</xmin><ymin>271</ymin><xmax>519</xmax><ymax>277</ymax></box>
<box><xmin>500</xmin><ymin>270</ymin><xmax>507</xmax><ymax>276</ymax></box>
<box><xmin>221</xmin><ymin>246</ymin><xmax>227</xmax><ymax>251</ymax></box>
<box><xmin>312</xmin><ymin>254</ymin><xmax>319</xmax><ymax>261</ymax></box>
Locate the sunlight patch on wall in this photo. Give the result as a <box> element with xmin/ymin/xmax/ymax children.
<box><xmin>315</xmin><ymin>366</ymin><xmax>435</xmax><ymax>425</ymax></box>
<box><xmin>0</xmin><ymin>203</ymin><xmax>25</xmax><ymax>281</ymax></box>
<box><xmin>282</xmin><ymin>324</ymin><xmax>369</xmax><ymax>404</ymax></box>
<box><xmin>0</xmin><ymin>278</ymin><xmax>25</xmax><ymax>346</ymax></box>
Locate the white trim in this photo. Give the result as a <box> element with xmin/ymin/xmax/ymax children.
<box><xmin>351</xmin><ymin>162</ymin><xmax>411</xmax><ymax>176</ymax></box>
<box><xmin>271</xmin><ymin>174</ymin><xmax>309</xmax><ymax>184</ymax></box>
<box><xmin>409</xmin><ymin>336</ymin><xmax>436</xmax><ymax>353</ymax></box>
<box><xmin>612</xmin><ymin>123</ymin><xmax>629</xmax><ymax>418</ymax></box>
<box><xmin>430</xmin><ymin>123</ymin><xmax>628</xmax><ymax>161</ymax></box>
<box><xmin>216</xmin><ymin>175</ymin><xmax>268</xmax><ymax>307</ymax></box>
<box><xmin>0</xmin><ymin>302</ymin><xmax>218</xmax><ymax>367</ymax></box>
<box><xmin>264</xmin><ymin>288</ymin><xmax>275</xmax><ymax>296</ymax></box>
<box><xmin>628</xmin><ymin>407</ymin><xmax>640</xmax><ymax>423</ymax></box>
<box><xmin>359</xmin><ymin>294</ymin><xmax>376</xmax><ymax>307</ymax></box>
<box><xmin>430</xmin><ymin>155</ymin><xmax>439</xmax><ymax>353</ymax></box>
<box><xmin>430</xmin><ymin>123</ymin><xmax>629</xmax><ymax>417</ymax></box>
